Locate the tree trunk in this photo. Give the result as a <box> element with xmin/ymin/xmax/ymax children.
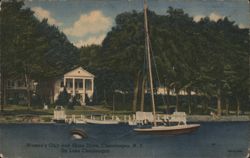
<box><xmin>103</xmin><ymin>89</ymin><xmax>108</xmax><ymax>106</ymax></box>
<box><xmin>3</xmin><ymin>77</ymin><xmax>7</xmax><ymax>106</ymax></box>
<box><xmin>166</xmin><ymin>88</ymin><xmax>170</xmax><ymax>112</ymax></box>
<box><xmin>225</xmin><ymin>98</ymin><xmax>229</xmax><ymax>116</ymax></box>
<box><xmin>236</xmin><ymin>97</ymin><xmax>240</xmax><ymax>116</ymax></box>
<box><xmin>24</xmin><ymin>73</ymin><xmax>31</xmax><ymax>109</ymax></box>
<box><xmin>132</xmin><ymin>71</ymin><xmax>141</xmax><ymax>112</ymax></box>
<box><xmin>187</xmin><ymin>89</ymin><xmax>192</xmax><ymax>115</ymax></box>
<box><xmin>123</xmin><ymin>93</ymin><xmax>125</xmax><ymax>106</ymax></box>
<box><xmin>176</xmin><ymin>91</ymin><xmax>179</xmax><ymax>111</ymax></box>
<box><xmin>49</xmin><ymin>88</ymin><xmax>54</xmax><ymax>105</ymax></box>
<box><xmin>217</xmin><ymin>88</ymin><xmax>222</xmax><ymax>116</ymax></box>
<box><xmin>0</xmin><ymin>71</ymin><xmax>6</xmax><ymax>112</ymax></box>
<box><xmin>205</xmin><ymin>96</ymin><xmax>210</xmax><ymax>113</ymax></box>
<box><xmin>112</xmin><ymin>92</ymin><xmax>115</xmax><ymax>115</ymax></box>
<box><xmin>50</xmin><ymin>80</ymin><xmax>55</xmax><ymax>104</ymax></box>
<box><xmin>140</xmin><ymin>75</ymin><xmax>146</xmax><ymax>112</ymax></box>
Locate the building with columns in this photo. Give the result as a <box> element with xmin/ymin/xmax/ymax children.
<box><xmin>53</xmin><ymin>67</ymin><xmax>94</xmax><ymax>105</ymax></box>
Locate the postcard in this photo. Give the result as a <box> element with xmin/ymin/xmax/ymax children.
<box><xmin>0</xmin><ymin>0</ymin><xmax>249</xmax><ymax>158</ymax></box>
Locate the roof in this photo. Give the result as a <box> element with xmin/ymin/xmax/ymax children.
<box><xmin>64</xmin><ymin>67</ymin><xmax>94</xmax><ymax>78</ymax></box>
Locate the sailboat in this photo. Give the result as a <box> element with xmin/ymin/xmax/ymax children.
<box><xmin>133</xmin><ymin>0</ymin><xmax>200</xmax><ymax>134</ymax></box>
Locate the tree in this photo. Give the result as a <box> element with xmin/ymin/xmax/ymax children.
<box><xmin>98</xmin><ymin>7</ymin><xmax>249</xmax><ymax>114</ymax></box>
<box><xmin>56</xmin><ymin>87</ymin><xmax>69</xmax><ymax>106</ymax></box>
<box><xmin>0</xmin><ymin>0</ymin><xmax>80</xmax><ymax>109</ymax></box>
<box><xmin>102</xmin><ymin>11</ymin><xmax>146</xmax><ymax>111</ymax></box>
<box><xmin>0</xmin><ymin>0</ymin><xmax>39</xmax><ymax>109</ymax></box>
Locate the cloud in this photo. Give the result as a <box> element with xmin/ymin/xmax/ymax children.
<box><xmin>238</xmin><ymin>23</ymin><xmax>248</xmax><ymax>29</ymax></box>
<box><xmin>74</xmin><ymin>34</ymin><xmax>106</xmax><ymax>47</ymax></box>
<box><xmin>193</xmin><ymin>15</ymin><xmax>205</xmax><ymax>22</ymax></box>
<box><xmin>63</xmin><ymin>10</ymin><xmax>112</xmax><ymax>37</ymax></box>
<box><xmin>209</xmin><ymin>12</ymin><xmax>224</xmax><ymax>22</ymax></box>
<box><xmin>32</xmin><ymin>7</ymin><xmax>62</xmax><ymax>26</ymax></box>
<box><xmin>193</xmin><ymin>12</ymin><xmax>224</xmax><ymax>22</ymax></box>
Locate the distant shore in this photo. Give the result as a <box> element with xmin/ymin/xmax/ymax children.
<box><xmin>187</xmin><ymin>115</ymin><xmax>250</xmax><ymax>122</ymax></box>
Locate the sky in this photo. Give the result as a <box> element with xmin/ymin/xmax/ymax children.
<box><xmin>24</xmin><ymin>0</ymin><xmax>250</xmax><ymax>48</ymax></box>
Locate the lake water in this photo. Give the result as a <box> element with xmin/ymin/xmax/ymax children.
<box><xmin>0</xmin><ymin>122</ymin><xmax>249</xmax><ymax>158</ymax></box>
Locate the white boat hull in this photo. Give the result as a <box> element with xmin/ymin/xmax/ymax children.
<box><xmin>134</xmin><ymin>124</ymin><xmax>200</xmax><ymax>135</ymax></box>
<box><xmin>85</xmin><ymin>119</ymin><xmax>120</xmax><ymax>125</ymax></box>
<box><xmin>74</xmin><ymin>120</ymin><xmax>87</xmax><ymax>124</ymax></box>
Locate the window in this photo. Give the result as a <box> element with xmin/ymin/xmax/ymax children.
<box><xmin>17</xmin><ymin>81</ymin><xmax>21</xmax><ymax>87</ymax></box>
<box><xmin>85</xmin><ymin>79</ymin><xmax>92</xmax><ymax>90</ymax></box>
<box><xmin>7</xmin><ymin>80</ymin><xmax>15</xmax><ymax>88</ymax></box>
<box><xmin>79</xmin><ymin>82</ymin><xmax>83</xmax><ymax>89</ymax></box>
<box><xmin>8</xmin><ymin>81</ymin><xmax>11</xmax><ymax>88</ymax></box>
<box><xmin>75</xmin><ymin>79</ymin><xmax>83</xmax><ymax>89</ymax></box>
<box><xmin>66</xmin><ymin>79</ymin><xmax>73</xmax><ymax>88</ymax></box>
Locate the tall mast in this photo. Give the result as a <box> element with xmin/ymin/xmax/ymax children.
<box><xmin>144</xmin><ymin>0</ymin><xmax>156</xmax><ymax>127</ymax></box>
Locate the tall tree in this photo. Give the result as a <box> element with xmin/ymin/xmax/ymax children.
<box><xmin>0</xmin><ymin>0</ymin><xmax>79</xmax><ymax>108</ymax></box>
<box><xmin>99</xmin><ymin>7</ymin><xmax>249</xmax><ymax>114</ymax></box>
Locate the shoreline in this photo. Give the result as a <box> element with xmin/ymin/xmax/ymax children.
<box><xmin>187</xmin><ymin>115</ymin><xmax>250</xmax><ymax>122</ymax></box>
<box><xmin>0</xmin><ymin>114</ymin><xmax>249</xmax><ymax>124</ymax></box>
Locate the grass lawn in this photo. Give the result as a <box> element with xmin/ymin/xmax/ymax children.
<box><xmin>0</xmin><ymin>104</ymin><xmax>114</xmax><ymax>123</ymax></box>
<box><xmin>0</xmin><ymin>104</ymin><xmax>128</xmax><ymax>117</ymax></box>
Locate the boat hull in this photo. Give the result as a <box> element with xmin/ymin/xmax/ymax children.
<box><xmin>74</xmin><ymin>120</ymin><xmax>87</xmax><ymax>124</ymax></box>
<box><xmin>85</xmin><ymin>119</ymin><xmax>119</xmax><ymax>125</ymax></box>
<box><xmin>134</xmin><ymin>124</ymin><xmax>200</xmax><ymax>135</ymax></box>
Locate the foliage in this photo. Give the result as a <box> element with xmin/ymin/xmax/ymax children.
<box><xmin>1</xmin><ymin>1</ymin><xmax>249</xmax><ymax>114</ymax></box>
<box><xmin>55</xmin><ymin>87</ymin><xmax>70</xmax><ymax>106</ymax></box>
<box><xmin>82</xmin><ymin>7</ymin><xmax>249</xmax><ymax>114</ymax></box>
<box><xmin>0</xmin><ymin>0</ymin><xmax>79</xmax><ymax>109</ymax></box>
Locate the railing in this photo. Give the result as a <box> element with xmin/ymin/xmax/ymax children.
<box><xmin>62</xmin><ymin>113</ymin><xmax>187</xmax><ymax>125</ymax></box>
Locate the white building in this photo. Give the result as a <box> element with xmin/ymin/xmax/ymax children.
<box><xmin>5</xmin><ymin>79</ymin><xmax>36</xmax><ymax>104</ymax></box>
<box><xmin>53</xmin><ymin>67</ymin><xmax>94</xmax><ymax>105</ymax></box>
<box><xmin>156</xmin><ymin>87</ymin><xmax>197</xmax><ymax>95</ymax></box>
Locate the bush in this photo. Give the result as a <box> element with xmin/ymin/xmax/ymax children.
<box><xmin>31</xmin><ymin>94</ymin><xmax>43</xmax><ymax>107</ymax></box>
<box><xmin>55</xmin><ymin>87</ymin><xmax>70</xmax><ymax>106</ymax></box>
<box><xmin>67</xmin><ymin>96</ymin><xmax>79</xmax><ymax>109</ymax></box>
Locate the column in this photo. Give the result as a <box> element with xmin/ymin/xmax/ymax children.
<box><xmin>72</xmin><ymin>77</ymin><xmax>75</xmax><ymax>96</ymax></box>
<box><xmin>63</xmin><ymin>77</ymin><xmax>66</xmax><ymax>87</ymax></box>
<box><xmin>82</xmin><ymin>79</ymin><xmax>86</xmax><ymax>105</ymax></box>
<box><xmin>91</xmin><ymin>78</ymin><xmax>94</xmax><ymax>102</ymax></box>
<box><xmin>91</xmin><ymin>79</ymin><xmax>94</xmax><ymax>92</ymax></box>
